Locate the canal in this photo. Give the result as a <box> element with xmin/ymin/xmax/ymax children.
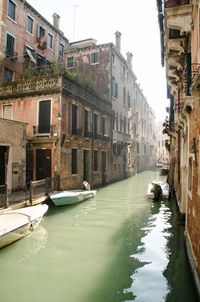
<box><xmin>0</xmin><ymin>170</ymin><xmax>198</xmax><ymax>302</ymax></box>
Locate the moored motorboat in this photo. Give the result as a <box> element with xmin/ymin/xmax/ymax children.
<box><xmin>0</xmin><ymin>204</ymin><xmax>48</xmax><ymax>249</ymax></box>
<box><xmin>49</xmin><ymin>189</ymin><xmax>97</xmax><ymax>206</ymax></box>
<box><xmin>146</xmin><ymin>181</ymin><xmax>169</xmax><ymax>200</ymax></box>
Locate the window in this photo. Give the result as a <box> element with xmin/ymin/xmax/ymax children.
<box><xmin>37</xmin><ymin>25</ymin><xmax>46</xmax><ymax>49</ymax></box>
<box><xmin>6</xmin><ymin>33</ymin><xmax>15</xmax><ymax>56</ymax></box>
<box><xmin>3</xmin><ymin>68</ymin><xmax>13</xmax><ymax>82</ymax></box>
<box><xmin>112</xmin><ymin>53</ymin><xmax>115</xmax><ymax>64</ymax></box>
<box><xmin>47</xmin><ymin>33</ymin><xmax>53</xmax><ymax>49</ymax></box>
<box><xmin>91</xmin><ymin>52</ymin><xmax>99</xmax><ymax>64</ymax></box>
<box><xmin>59</xmin><ymin>43</ymin><xmax>64</xmax><ymax>57</ymax></box>
<box><xmin>24</xmin><ymin>46</ymin><xmax>36</xmax><ymax>66</ymax></box>
<box><xmin>67</xmin><ymin>57</ymin><xmax>74</xmax><ymax>68</ymax></box>
<box><xmin>36</xmin><ymin>54</ymin><xmax>46</xmax><ymax>67</ymax></box>
<box><xmin>72</xmin><ymin>149</ymin><xmax>77</xmax><ymax>174</ymax></box>
<box><xmin>93</xmin><ymin>113</ymin><xmax>98</xmax><ymax>137</ymax></box>
<box><xmin>3</xmin><ymin>105</ymin><xmax>13</xmax><ymax>119</ymax></box>
<box><xmin>112</xmin><ymin>77</ymin><xmax>118</xmax><ymax>98</ymax></box>
<box><xmin>38</xmin><ymin>100</ymin><xmax>51</xmax><ymax>133</ymax></box>
<box><xmin>113</xmin><ymin>143</ymin><xmax>118</xmax><ymax>156</ymax></box>
<box><xmin>102</xmin><ymin>117</ymin><xmax>105</xmax><ymax>135</ymax></box>
<box><xmin>72</xmin><ymin>104</ymin><xmax>78</xmax><ymax>134</ymax></box>
<box><xmin>84</xmin><ymin>109</ymin><xmax>89</xmax><ymax>137</ymax></box>
<box><xmin>127</xmin><ymin>92</ymin><xmax>131</xmax><ymax>108</ymax></box>
<box><xmin>123</xmin><ymin>87</ymin><xmax>126</xmax><ymax>105</ymax></box>
<box><xmin>37</xmin><ymin>25</ymin><xmax>45</xmax><ymax>39</ymax></box>
<box><xmin>27</xmin><ymin>15</ymin><xmax>33</xmax><ymax>34</ymax></box>
<box><xmin>94</xmin><ymin>150</ymin><xmax>98</xmax><ymax>171</ymax></box>
<box><xmin>188</xmin><ymin>157</ymin><xmax>193</xmax><ymax>192</ymax></box>
<box><xmin>8</xmin><ymin>0</ymin><xmax>16</xmax><ymax>20</ymax></box>
<box><xmin>123</xmin><ymin>117</ymin><xmax>126</xmax><ymax>133</ymax></box>
<box><xmin>137</xmin><ymin>143</ymin><xmax>140</xmax><ymax>154</ymax></box>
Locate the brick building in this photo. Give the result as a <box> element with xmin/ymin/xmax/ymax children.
<box><xmin>157</xmin><ymin>0</ymin><xmax>200</xmax><ymax>295</ymax></box>
<box><xmin>65</xmin><ymin>33</ymin><xmax>156</xmax><ymax>179</ymax></box>
<box><xmin>0</xmin><ymin>0</ymin><xmax>68</xmax><ymax>82</ymax></box>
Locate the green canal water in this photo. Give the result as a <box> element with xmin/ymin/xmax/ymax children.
<box><xmin>0</xmin><ymin>171</ymin><xmax>199</xmax><ymax>302</ymax></box>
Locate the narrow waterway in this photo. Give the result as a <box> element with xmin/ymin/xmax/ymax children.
<box><xmin>0</xmin><ymin>171</ymin><xmax>198</xmax><ymax>302</ymax></box>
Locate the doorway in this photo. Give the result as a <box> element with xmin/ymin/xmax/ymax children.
<box><xmin>0</xmin><ymin>146</ymin><xmax>8</xmax><ymax>185</ymax></box>
<box><xmin>36</xmin><ymin>149</ymin><xmax>51</xmax><ymax>180</ymax></box>
<box><xmin>102</xmin><ymin>151</ymin><xmax>107</xmax><ymax>185</ymax></box>
<box><xmin>83</xmin><ymin>150</ymin><xmax>89</xmax><ymax>182</ymax></box>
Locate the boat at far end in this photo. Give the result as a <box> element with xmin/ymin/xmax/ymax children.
<box><xmin>146</xmin><ymin>181</ymin><xmax>169</xmax><ymax>200</ymax></box>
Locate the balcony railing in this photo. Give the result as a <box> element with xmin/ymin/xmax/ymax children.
<box><xmin>113</xmin><ymin>130</ymin><xmax>131</xmax><ymax>144</ymax></box>
<box><xmin>33</xmin><ymin>125</ymin><xmax>56</xmax><ymax>137</ymax></box>
<box><xmin>165</xmin><ymin>0</ymin><xmax>190</xmax><ymax>8</ymax></box>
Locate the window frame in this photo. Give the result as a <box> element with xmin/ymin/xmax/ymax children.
<box><xmin>47</xmin><ymin>33</ymin><xmax>53</xmax><ymax>49</ymax></box>
<box><xmin>90</xmin><ymin>51</ymin><xmax>99</xmax><ymax>64</ymax></box>
<box><xmin>6</xmin><ymin>32</ymin><xmax>15</xmax><ymax>56</ymax></box>
<box><xmin>93</xmin><ymin>150</ymin><xmax>98</xmax><ymax>172</ymax></box>
<box><xmin>3</xmin><ymin>68</ymin><xmax>13</xmax><ymax>82</ymax></box>
<box><xmin>67</xmin><ymin>57</ymin><xmax>75</xmax><ymax>68</ymax></box>
<box><xmin>26</xmin><ymin>15</ymin><xmax>33</xmax><ymax>34</ymax></box>
<box><xmin>7</xmin><ymin>0</ymin><xmax>16</xmax><ymax>21</ymax></box>
<box><xmin>59</xmin><ymin>43</ymin><xmax>64</xmax><ymax>57</ymax></box>
<box><xmin>71</xmin><ymin>148</ymin><xmax>78</xmax><ymax>174</ymax></box>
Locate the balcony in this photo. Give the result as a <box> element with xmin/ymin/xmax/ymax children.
<box><xmin>165</xmin><ymin>0</ymin><xmax>190</xmax><ymax>8</ymax></box>
<box><xmin>113</xmin><ymin>130</ymin><xmax>131</xmax><ymax>144</ymax></box>
<box><xmin>165</xmin><ymin>1</ymin><xmax>192</xmax><ymax>35</ymax></box>
<box><xmin>33</xmin><ymin>125</ymin><xmax>57</xmax><ymax>137</ymax></box>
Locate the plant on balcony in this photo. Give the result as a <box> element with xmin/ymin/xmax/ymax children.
<box><xmin>162</xmin><ymin>117</ymin><xmax>171</xmax><ymax>152</ymax></box>
<box><xmin>63</xmin><ymin>71</ymin><xmax>95</xmax><ymax>93</ymax></box>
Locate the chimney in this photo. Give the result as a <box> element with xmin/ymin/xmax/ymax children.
<box><xmin>115</xmin><ymin>31</ymin><xmax>121</xmax><ymax>52</ymax></box>
<box><xmin>53</xmin><ymin>13</ymin><xmax>60</xmax><ymax>29</ymax></box>
<box><xmin>126</xmin><ymin>51</ymin><xmax>133</xmax><ymax>68</ymax></box>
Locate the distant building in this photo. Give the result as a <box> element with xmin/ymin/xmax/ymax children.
<box><xmin>156</xmin><ymin>121</ymin><xmax>169</xmax><ymax>166</ymax></box>
<box><xmin>65</xmin><ymin>33</ymin><xmax>156</xmax><ymax>178</ymax></box>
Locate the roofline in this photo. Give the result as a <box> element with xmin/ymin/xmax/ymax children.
<box><xmin>22</xmin><ymin>0</ymin><xmax>69</xmax><ymax>43</ymax></box>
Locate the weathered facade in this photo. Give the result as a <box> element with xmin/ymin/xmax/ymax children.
<box><xmin>0</xmin><ymin>118</ymin><xmax>27</xmax><ymax>193</ymax></box>
<box><xmin>157</xmin><ymin>0</ymin><xmax>200</xmax><ymax>295</ymax></box>
<box><xmin>0</xmin><ymin>75</ymin><xmax>112</xmax><ymax>189</ymax></box>
<box><xmin>65</xmin><ymin>34</ymin><xmax>156</xmax><ymax>178</ymax></box>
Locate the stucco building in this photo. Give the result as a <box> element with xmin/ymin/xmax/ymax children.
<box><xmin>0</xmin><ymin>75</ymin><xmax>112</xmax><ymax>189</ymax></box>
<box><xmin>0</xmin><ymin>118</ymin><xmax>27</xmax><ymax>194</ymax></box>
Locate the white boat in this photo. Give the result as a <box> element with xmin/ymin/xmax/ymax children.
<box><xmin>146</xmin><ymin>181</ymin><xmax>169</xmax><ymax>199</ymax></box>
<box><xmin>0</xmin><ymin>204</ymin><xmax>48</xmax><ymax>249</ymax></box>
<box><xmin>49</xmin><ymin>189</ymin><xmax>97</xmax><ymax>206</ymax></box>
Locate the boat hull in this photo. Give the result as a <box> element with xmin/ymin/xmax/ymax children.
<box><xmin>0</xmin><ymin>204</ymin><xmax>48</xmax><ymax>249</ymax></box>
<box><xmin>49</xmin><ymin>190</ymin><xmax>97</xmax><ymax>206</ymax></box>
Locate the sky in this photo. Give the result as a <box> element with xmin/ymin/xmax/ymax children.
<box><xmin>28</xmin><ymin>0</ymin><xmax>168</xmax><ymax>122</ymax></box>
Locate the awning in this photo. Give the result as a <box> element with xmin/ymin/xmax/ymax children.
<box><xmin>26</xmin><ymin>48</ymin><xmax>36</xmax><ymax>64</ymax></box>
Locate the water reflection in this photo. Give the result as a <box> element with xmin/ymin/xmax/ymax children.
<box><xmin>124</xmin><ymin>202</ymin><xmax>172</xmax><ymax>302</ymax></box>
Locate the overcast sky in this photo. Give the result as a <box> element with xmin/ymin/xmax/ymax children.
<box><xmin>28</xmin><ymin>0</ymin><xmax>168</xmax><ymax>122</ymax></box>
